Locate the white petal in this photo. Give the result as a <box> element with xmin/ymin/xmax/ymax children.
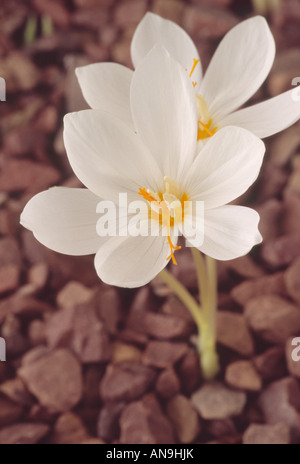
<box><xmin>63</xmin><ymin>109</ymin><xmax>163</xmax><ymax>202</ymax></box>
<box><xmin>20</xmin><ymin>187</ymin><xmax>103</xmax><ymax>255</ymax></box>
<box><xmin>218</xmin><ymin>88</ymin><xmax>300</xmax><ymax>138</ymax></box>
<box><xmin>200</xmin><ymin>16</ymin><xmax>276</xmax><ymax>121</ymax></box>
<box><xmin>94</xmin><ymin>233</ymin><xmax>172</xmax><ymax>288</ymax></box>
<box><xmin>131</xmin><ymin>12</ymin><xmax>202</xmax><ymax>90</ymax></box>
<box><xmin>76</xmin><ymin>63</ymin><xmax>134</xmax><ymax>128</ymax></box>
<box><xmin>197</xmin><ymin>205</ymin><xmax>262</xmax><ymax>260</ymax></box>
<box><xmin>131</xmin><ymin>45</ymin><xmax>198</xmax><ymax>182</ymax></box>
<box><xmin>183</xmin><ymin>126</ymin><xmax>265</xmax><ymax>209</ymax></box>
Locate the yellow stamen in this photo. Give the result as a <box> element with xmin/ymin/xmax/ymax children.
<box><xmin>186</xmin><ymin>59</ymin><xmax>200</xmax><ymax>88</ymax></box>
<box><xmin>189</xmin><ymin>59</ymin><xmax>200</xmax><ymax>78</ymax></box>
<box><xmin>195</xmin><ymin>95</ymin><xmax>218</xmax><ymax>140</ymax></box>
<box><xmin>167</xmin><ymin>235</ymin><xmax>182</xmax><ymax>266</ymax></box>
<box><xmin>138</xmin><ymin>187</ymin><xmax>156</xmax><ymax>202</ymax></box>
<box><xmin>197</xmin><ymin>120</ymin><xmax>218</xmax><ymax>141</ymax></box>
<box><xmin>139</xmin><ymin>183</ymin><xmax>188</xmax><ymax>266</ymax></box>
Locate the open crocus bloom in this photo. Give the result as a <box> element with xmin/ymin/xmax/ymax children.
<box><xmin>76</xmin><ymin>13</ymin><xmax>300</xmax><ymax>142</ymax></box>
<box><xmin>21</xmin><ymin>47</ymin><xmax>264</xmax><ymax>288</ymax></box>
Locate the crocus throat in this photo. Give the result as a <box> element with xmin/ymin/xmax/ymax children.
<box><xmin>138</xmin><ymin>178</ymin><xmax>188</xmax><ymax>265</ymax></box>
<box><xmin>196</xmin><ymin>95</ymin><xmax>218</xmax><ymax>141</ymax></box>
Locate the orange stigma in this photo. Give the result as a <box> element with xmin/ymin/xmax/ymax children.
<box><xmin>167</xmin><ymin>235</ymin><xmax>181</xmax><ymax>266</ymax></box>
<box><xmin>197</xmin><ymin>120</ymin><xmax>218</xmax><ymax>141</ymax></box>
<box><xmin>186</xmin><ymin>58</ymin><xmax>200</xmax><ymax>89</ymax></box>
<box><xmin>189</xmin><ymin>59</ymin><xmax>200</xmax><ymax>78</ymax></box>
<box><xmin>138</xmin><ymin>187</ymin><xmax>156</xmax><ymax>202</ymax></box>
<box><xmin>138</xmin><ymin>184</ymin><xmax>186</xmax><ymax>266</ymax></box>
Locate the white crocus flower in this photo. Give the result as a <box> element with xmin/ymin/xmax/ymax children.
<box><xmin>76</xmin><ymin>14</ymin><xmax>300</xmax><ymax>143</ymax></box>
<box><xmin>21</xmin><ymin>47</ymin><xmax>264</xmax><ymax>289</ymax></box>
<box><xmin>131</xmin><ymin>14</ymin><xmax>300</xmax><ymax>142</ymax></box>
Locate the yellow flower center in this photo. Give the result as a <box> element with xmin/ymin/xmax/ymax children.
<box><xmin>138</xmin><ymin>178</ymin><xmax>188</xmax><ymax>265</ymax></box>
<box><xmin>196</xmin><ymin>95</ymin><xmax>218</xmax><ymax>141</ymax></box>
<box><xmin>186</xmin><ymin>59</ymin><xmax>218</xmax><ymax>141</ymax></box>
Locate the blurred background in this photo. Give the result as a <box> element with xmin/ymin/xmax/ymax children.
<box><xmin>0</xmin><ymin>0</ymin><xmax>300</xmax><ymax>445</ymax></box>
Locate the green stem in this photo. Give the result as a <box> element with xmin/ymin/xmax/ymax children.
<box><xmin>199</xmin><ymin>255</ymin><xmax>219</xmax><ymax>380</ymax></box>
<box><xmin>206</xmin><ymin>256</ymin><xmax>217</xmax><ymax>336</ymax></box>
<box><xmin>158</xmin><ymin>251</ymin><xmax>220</xmax><ymax>381</ymax></box>
<box><xmin>158</xmin><ymin>269</ymin><xmax>203</xmax><ymax>327</ymax></box>
<box><xmin>190</xmin><ymin>247</ymin><xmax>208</xmax><ymax>309</ymax></box>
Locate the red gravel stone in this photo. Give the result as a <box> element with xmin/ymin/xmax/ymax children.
<box><xmin>0</xmin><ymin>423</ymin><xmax>49</xmax><ymax>445</ymax></box>
<box><xmin>18</xmin><ymin>349</ymin><xmax>82</xmax><ymax>413</ymax></box>
<box><xmin>258</xmin><ymin>163</ymin><xmax>288</xmax><ymax>202</ymax></box>
<box><xmin>162</xmin><ymin>295</ymin><xmax>194</xmax><ymax>323</ymax></box>
<box><xmin>243</xmin><ymin>423</ymin><xmax>290</xmax><ymax>445</ymax></box>
<box><xmin>100</xmin><ymin>363</ymin><xmax>156</xmax><ymax>403</ymax></box>
<box><xmin>256</xmin><ymin>199</ymin><xmax>284</xmax><ymax>241</ymax></box>
<box><xmin>261</xmin><ymin>234</ymin><xmax>300</xmax><ymax>268</ymax></box>
<box><xmin>0</xmin><ymin>378</ymin><xmax>33</xmax><ymax>407</ymax></box>
<box><xmin>119</xmin><ymin>394</ymin><xmax>175</xmax><ymax>444</ymax></box>
<box><xmin>155</xmin><ymin>368</ymin><xmax>180</xmax><ymax>400</ymax></box>
<box><xmin>253</xmin><ymin>347</ymin><xmax>286</xmax><ymax>380</ymax></box>
<box><xmin>268</xmin><ymin>50</ymin><xmax>300</xmax><ymax>97</ymax></box>
<box><xmin>28</xmin><ymin>320</ymin><xmax>47</xmax><ymax>347</ymax></box>
<box><xmin>50</xmin><ymin>412</ymin><xmax>89</xmax><ymax>445</ymax></box>
<box><xmin>56</xmin><ymin>281</ymin><xmax>95</xmax><ymax>309</ymax></box>
<box><xmin>0</xmin><ymin>237</ymin><xmax>21</xmax><ymax>268</ymax></box>
<box><xmin>32</xmin><ymin>0</ymin><xmax>70</xmax><ymax>27</ymax></box>
<box><xmin>114</xmin><ymin>0</ymin><xmax>147</xmax><ymax>27</ymax></box>
<box><xmin>82</xmin><ymin>367</ymin><xmax>103</xmax><ymax>407</ymax></box>
<box><xmin>96</xmin><ymin>287</ymin><xmax>123</xmax><ymax>335</ymax></box>
<box><xmin>126</xmin><ymin>287</ymin><xmax>154</xmax><ymax>334</ymax></box>
<box><xmin>178</xmin><ymin>350</ymin><xmax>202</xmax><ymax>395</ymax></box>
<box><xmin>70</xmin><ymin>303</ymin><xmax>111</xmax><ymax>364</ymax></box>
<box><xmin>97</xmin><ymin>402</ymin><xmax>126</xmax><ymax>443</ymax></box>
<box><xmin>191</xmin><ymin>383</ymin><xmax>246</xmax><ymax>420</ymax></box>
<box><xmin>183</xmin><ymin>4</ymin><xmax>238</xmax><ymax>39</ymax></box>
<box><xmin>284</xmin><ymin>257</ymin><xmax>300</xmax><ymax>304</ymax></box>
<box><xmin>71</xmin><ymin>7</ymin><xmax>109</xmax><ymax>29</ymax></box>
<box><xmin>259</xmin><ymin>377</ymin><xmax>300</xmax><ymax>441</ymax></box>
<box><xmin>0</xmin><ymin>52</ymin><xmax>41</xmax><ymax>92</ymax></box>
<box><xmin>231</xmin><ymin>272</ymin><xmax>287</xmax><ymax>306</ymax></box>
<box><xmin>28</xmin><ymin>263</ymin><xmax>49</xmax><ymax>291</ymax></box>
<box><xmin>217</xmin><ymin>312</ymin><xmax>254</xmax><ymax>356</ymax></box>
<box><xmin>0</xmin><ymin>264</ymin><xmax>20</xmax><ymax>294</ymax></box>
<box><xmin>152</xmin><ymin>0</ymin><xmax>185</xmax><ymax>24</ymax></box>
<box><xmin>166</xmin><ymin>394</ymin><xmax>201</xmax><ymax>444</ymax></box>
<box><xmin>245</xmin><ymin>295</ymin><xmax>300</xmax><ymax>344</ymax></box>
<box><xmin>143</xmin><ymin>341</ymin><xmax>189</xmax><ymax>369</ymax></box>
<box><xmin>4</xmin><ymin>126</ymin><xmax>47</xmax><ymax>158</ymax></box>
<box><xmin>206</xmin><ymin>419</ymin><xmax>237</xmax><ymax>439</ymax></box>
<box><xmin>0</xmin><ymin>295</ymin><xmax>53</xmax><ymax>324</ymax></box>
<box><xmin>143</xmin><ymin>312</ymin><xmax>192</xmax><ymax>340</ymax></box>
<box><xmin>0</xmin><ymin>397</ymin><xmax>23</xmax><ymax>427</ymax></box>
<box><xmin>225</xmin><ymin>361</ymin><xmax>262</xmax><ymax>392</ymax></box>
<box><xmin>46</xmin><ymin>303</ymin><xmax>111</xmax><ymax>364</ymax></box>
<box><xmin>112</xmin><ymin>342</ymin><xmax>142</xmax><ymax>364</ymax></box>
<box><xmin>283</xmin><ymin>192</ymin><xmax>300</xmax><ymax>235</ymax></box>
<box><xmin>226</xmin><ymin>255</ymin><xmax>265</xmax><ymax>279</ymax></box>
<box><xmin>0</xmin><ymin>160</ymin><xmax>60</xmax><ymax>193</ymax></box>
